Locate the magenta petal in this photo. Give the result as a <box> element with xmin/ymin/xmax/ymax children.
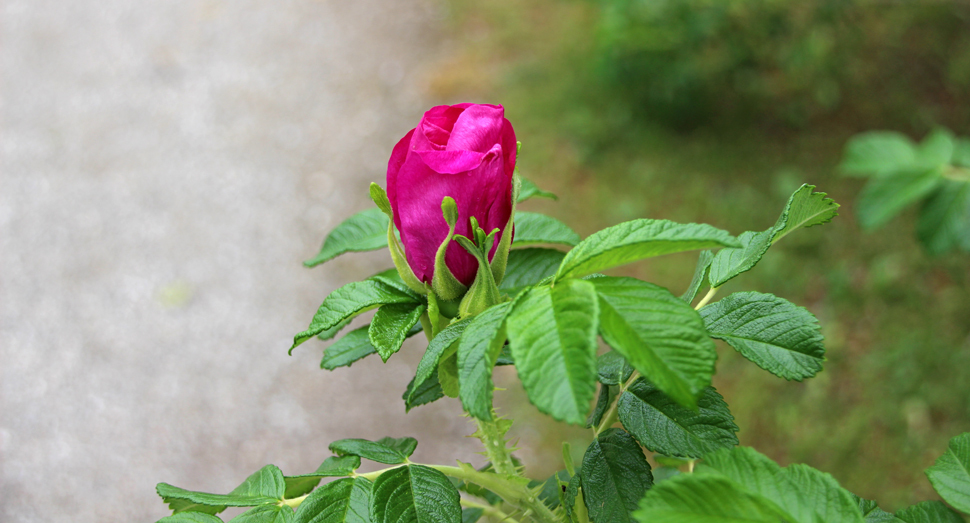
<box><xmin>414</xmin><ymin>149</ymin><xmax>487</xmax><ymax>175</ymax></box>
<box><xmin>446</xmin><ymin>104</ymin><xmax>505</xmax><ymax>154</ymax></box>
<box><xmin>386</xmin><ymin>128</ymin><xmax>415</xmax><ymax>231</ymax></box>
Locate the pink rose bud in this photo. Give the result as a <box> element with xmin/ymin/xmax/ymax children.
<box><xmin>386</xmin><ymin>103</ymin><xmax>517</xmax><ymax>291</ymax></box>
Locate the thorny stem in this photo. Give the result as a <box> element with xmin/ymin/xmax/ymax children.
<box><xmin>475</xmin><ymin>416</ymin><xmax>518</xmax><ymax>477</ymax></box>
<box><xmin>461</xmin><ymin>498</ymin><xmax>521</xmax><ymax>523</ymax></box>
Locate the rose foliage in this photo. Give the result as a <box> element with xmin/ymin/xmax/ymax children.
<box><xmin>154</xmin><ymin>104</ymin><xmax>970</xmax><ymax>523</ymax></box>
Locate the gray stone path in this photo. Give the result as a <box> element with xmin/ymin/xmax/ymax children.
<box><xmin>0</xmin><ymin>1</ymin><xmax>483</xmax><ymax>521</ymax></box>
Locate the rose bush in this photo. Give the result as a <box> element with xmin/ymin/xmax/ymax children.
<box><xmin>386</xmin><ymin>103</ymin><xmax>517</xmax><ymax>289</ymax></box>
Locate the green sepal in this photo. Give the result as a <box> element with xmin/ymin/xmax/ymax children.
<box><xmin>456</xmin><ymin>219</ymin><xmax>503</xmax><ymax>318</ymax></box>
<box><xmin>369</xmin><ymin>183</ymin><xmax>425</xmax><ymax>296</ymax></box>
<box><xmin>490</xmin><ymin>175</ymin><xmax>520</xmax><ymax>286</ymax></box>
<box><xmin>432</xmin><ymin>196</ymin><xmax>469</xmax><ymax>301</ymax></box>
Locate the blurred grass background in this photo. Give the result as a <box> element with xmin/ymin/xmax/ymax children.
<box><xmin>431</xmin><ymin>0</ymin><xmax>970</xmax><ymax>510</ymax></box>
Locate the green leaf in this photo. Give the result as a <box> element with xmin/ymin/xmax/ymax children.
<box><xmin>926</xmin><ymin>432</ymin><xmax>970</xmax><ymax>514</ymax></box>
<box><xmin>917</xmin><ymin>128</ymin><xmax>956</xmax><ymax>167</ymax></box>
<box><xmin>371</xmin><ymin>465</ymin><xmax>462</xmax><ymax>523</ymax></box>
<box><xmin>460</xmin><ymin>508</ymin><xmax>483</xmax><ymax>523</ymax></box>
<box><xmin>506</xmin><ymin>279</ymin><xmax>599</xmax><ymax>424</ymax></box>
<box><xmin>680</xmin><ymin>250</ymin><xmax>713</xmax><ymax>303</ymax></box>
<box><xmin>322</xmin><ymin>323</ymin><xmax>422</xmax><ymax>370</ymax></box>
<box><xmin>529</xmin><ymin>470</ymin><xmax>571</xmax><ymax>511</ymax></box>
<box><xmin>700</xmin><ymin>292</ymin><xmax>825</xmax><ymax>381</ymax></box>
<box><xmin>304</xmin><ymin>208</ymin><xmax>389</xmax><ymax>267</ymax></box>
<box><xmin>856</xmin><ymin>168</ymin><xmax>943</xmax><ymax>230</ymax></box>
<box><xmin>231</xmin><ymin>506</ymin><xmax>294</xmax><ymax>523</ymax></box>
<box><xmin>499</xmin><ymin>248</ymin><xmax>565</xmax><ymax>296</ymax></box>
<box><xmin>586</xmin><ymin>383</ymin><xmax>614</xmax><ymax>428</ymax></box>
<box><xmin>597</xmin><ymin>351</ymin><xmax>634</xmax><ymax>386</ymax></box>
<box><xmin>289</xmin><ymin>456</ymin><xmax>362</xmax><ymax>480</ymax></box>
<box><xmin>318</xmin><ymin>318</ymin><xmax>353</xmax><ymax>342</ymax></box>
<box><xmin>840</xmin><ymin>131</ymin><xmax>918</xmax><ymax>176</ymax></box>
<box><xmin>771</xmin><ymin>184</ymin><xmax>841</xmax><ymax>243</ymax></box>
<box><xmin>708</xmin><ymin>229</ymin><xmax>774</xmax><ymax>288</ymax></box>
<box><xmin>918</xmin><ymin>180</ymin><xmax>970</xmax><ymax>255</ymax></box>
<box><xmin>580</xmin><ymin>428</ymin><xmax>654</xmax><ymax>523</ymax></box>
<box><xmin>512</xmin><ymin>212</ymin><xmax>580</xmax><ymax>247</ymax></box>
<box><xmin>328</xmin><ymin>438</ymin><xmax>415</xmax><ymax>465</ymax></box>
<box><xmin>403</xmin><ymin>368</ymin><xmax>445</xmax><ymax>412</ymax></box>
<box><xmin>700</xmin><ymin>447</ymin><xmax>863</xmax><ymax>523</ymax></box>
<box><xmin>292</xmin><ymin>477</ymin><xmax>372</xmax><ymax>523</ymax></box>
<box><xmin>457</xmin><ymin>302</ymin><xmax>513</xmax><ymax>420</ymax></box>
<box><xmin>406</xmin><ymin>319</ymin><xmax>470</xmax><ymax>406</ymax></box>
<box><xmin>556</xmin><ymin>219</ymin><xmax>739</xmax><ymax>280</ymax></box>
<box><xmin>292</xmin><ymin>277</ymin><xmax>420</xmax><ymax>351</ymax></box>
<box><xmin>593</xmin><ymin>276</ymin><xmax>716</xmax><ymax>408</ymax></box>
<box><xmin>283</xmin><ymin>476</ymin><xmax>322</xmax><ymax>501</ymax></box>
<box><xmin>633</xmin><ymin>474</ymin><xmax>793</xmax><ymax>523</ymax></box>
<box><xmin>561</xmin><ymin>472</ymin><xmax>582</xmax><ymax>519</ymax></box>
<box><xmin>517</xmin><ymin>176</ymin><xmax>558</xmax><ymax>202</ymax></box>
<box><xmin>438</xmin><ymin>346</ymin><xmax>460</xmax><ymax>398</ymax></box>
<box><xmin>709</xmin><ymin>184</ymin><xmax>839</xmax><ymax>289</ymax></box>
<box><xmin>895</xmin><ymin>501</ymin><xmax>965</xmax><ymax>523</ymax></box>
<box><xmin>954</xmin><ymin>138</ymin><xmax>970</xmax><ymax>168</ymax></box>
<box><xmin>368</xmin><ymin>303</ymin><xmax>426</xmax><ymax>362</ymax></box>
<box><xmin>779</xmin><ymin>464</ymin><xmax>866</xmax><ymax>523</ymax></box>
<box><xmin>618</xmin><ymin>378</ymin><xmax>738</xmax><ymax>458</ymax></box>
<box><xmin>157</xmin><ymin>514</ymin><xmax>226</xmax><ymax>523</ymax></box>
<box><xmin>376</xmin><ymin>437</ymin><xmax>419</xmax><ymax>457</ymax></box>
<box><xmin>858</xmin><ymin>497</ymin><xmax>902</xmax><ymax>523</ymax></box>
<box><xmin>157</xmin><ymin>465</ymin><xmax>285</xmax><ymax>512</ymax></box>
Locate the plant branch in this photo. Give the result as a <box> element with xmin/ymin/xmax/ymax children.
<box><xmin>461</xmin><ymin>498</ymin><xmax>521</xmax><ymax>523</ymax></box>
<box><xmin>694</xmin><ymin>286</ymin><xmax>719</xmax><ymax>310</ymax></box>
<box><xmin>474</xmin><ymin>416</ymin><xmax>518</xmax><ymax>477</ymax></box>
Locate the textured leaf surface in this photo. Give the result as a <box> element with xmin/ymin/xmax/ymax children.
<box><xmin>321</xmin><ymin>326</ymin><xmax>376</xmax><ymax>370</ymax></box>
<box><xmin>857</xmin><ymin>169</ymin><xmax>943</xmax><ymax>230</ymax></box>
<box><xmin>157</xmin><ymin>465</ymin><xmax>284</xmax><ymax>511</ymax></box>
<box><xmin>406</xmin><ymin>319</ymin><xmax>470</xmax><ymax>406</ymax></box>
<box><xmin>594</xmin><ymin>277</ymin><xmax>716</xmax><ymax>408</ymax></box>
<box><xmin>507</xmin><ymin>279</ymin><xmax>599</xmax><ymax>424</ymax></box>
<box><xmin>498</xmin><ymin>248</ymin><xmax>565</xmax><ymax>296</ymax></box>
<box><xmin>329</xmin><ymin>438</ymin><xmax>414</xmax><ymax>465</ymax></box>
<box><xmin>580</xmin><ymin>429</ymin><xmax>654</xmax><ymax>523</ymax></box>
<box><xmin>293</xmin><ymin>278</ymin><xmax>420</xmax><ymax>350</ymax></box>
<box><xmin>292</xmin><ymin>477</ymin><xmax>372</xmax><ymax>523</ymax></box>
<box><xmin>596</xmin><ymin>351</ymin><xmax>634</xmax><ymax>386</ymax></box>
<box><xmin>512</xmin><ymin>212</ymin><xmax>580</xmax><ymax>247</ymax></box>
<box><xmin>368</xmin><ymin>303</ymin><xmax>426</xmax><ymax>362</ymax></box>
<box><xmin>457</xmin><ymin>302</ymin><xmax>512</xmax><ymax>420</ymax></box>
<box><xmin>556</xmin><ymin>219</ymin><xmax>739</xmax><ymax>280</ymax></box>
<box><xmin>586</xmin><ymin>383</ymin><xmax>614</xmax><ymax>428</ymax></box>
<box><xmin>305</xmin><ymin>208</ymin><xmax>389</xmax><ymax>267</ymax></box>
<box><xmin>708</xmin><ymin>230</ymin><xmax>773</xmax><ymax>288</ymax></box>
<box><xmin>634</xmin><ymin>474</ymin><xmax>792</xmax><ymax>523</ymax></box>
<box><xmin>771</xmin><ymin>184</ymin><xmax>841</xmax><ymax>242</ymax></box>
<box><xmin>517</xmin><ymin>176</ymin><xmax>558</xmax><ymax>202</ymax></box>
<box><xmin>403</xmin><ymin>369</ymin><xmax>445</xmax><ymax>412</ymax></box>
<box><xmin>291</xmin><ymin>456</ymin><xmax>362</xmax><ymax>479</ymax></box>
<box><xmin>618</xmin><ymin>378</ymin><xmax>738</xmax><ymax>458</ymax></box>
<box><xmin>895</xmin><ymin>501</ymin><xmax>965</xmax><ymax>523</ymax></box>
<box><xmin>680</xmin><ymin>250</ymin><xmax>713</xmax><ymax>303</ymax></box>
<box><xmin>232</xmin><ymin>505</ymin><xmax>294</xmax><ymax>523</ymax></box>
<box><xmin>918</xmin><ymin>180</ymin><xmax>970</xmax><ymax>254</ymax></box>
<box><xmin>701</xmin><ymin>292</ymin><xmax>825</xmax><ymax>381</ymax></box>
<box><xmin>370</xmin><ymin>465</ymin><xmax>461</xmax><ymax>523</ymax></box>
<box><xmin>700</xmin><ymin>447</ymin><xmax>863</xmax><ymax>523</ymax></box>
<box><xmin>709</xmin><ymin>184</ymin><xmax>838</xmax><ymax>288</ymax></box>
<box><xmin>858</xmin><ymin>497</ymin><xmax>902</xmax><ymax>523</ymax></box>
<box><xmin>926</xmin><ymin>432</ymin><xmax>970</xmax><ymax>514</ymax></box>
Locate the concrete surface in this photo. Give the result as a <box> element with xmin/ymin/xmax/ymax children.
<box><xmin>0</xmin><ymin>1</ymin><xmax>484</xmax><ymax>521</ymax></box>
